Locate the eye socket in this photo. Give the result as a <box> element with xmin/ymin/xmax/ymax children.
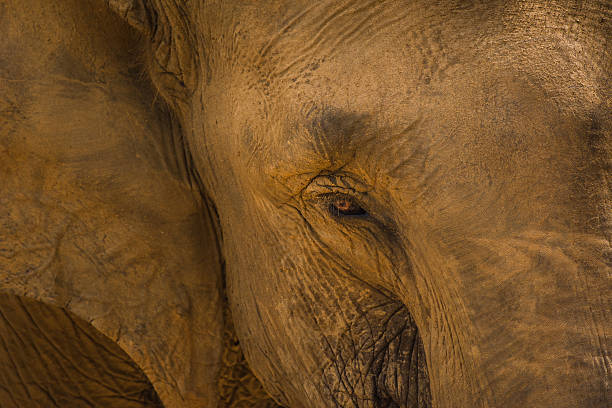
<box><xmin>301</xmin><ymin>174</ymin><xmax>372</xmax><ymax>219</ymax></box>
<box><xmin>328</xmin><ymin>194</ymin><xmax>367</xmax><ymax>216</ymax></box>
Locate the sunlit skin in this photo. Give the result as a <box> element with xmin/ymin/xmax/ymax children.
<box><xmin>176</xmin><ymin>1</ymin><xmax>610</xmax><ymax>407</ymax></box>
<box><xmin>2</xmin><ymin>1</ymin><xmax>609</xmax><ymax>407</ymax></box>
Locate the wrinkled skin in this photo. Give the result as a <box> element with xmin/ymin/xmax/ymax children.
<box><xmin>1</xmin><ymin>0</ymin><xmax>610</xmax><ymax>407</ymax></box>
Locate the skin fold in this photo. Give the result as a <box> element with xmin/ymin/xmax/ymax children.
<box><xmin>1</xmin><ymin>0</ymin><xmax>610</xmax><ymax>407</ymax></box>
<box><xmin>0</xmin><ymin>294</ymin><xmax>164</xmax><ymax>407</ymax></box>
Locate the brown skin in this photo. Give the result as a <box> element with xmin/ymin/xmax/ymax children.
<box><xmin>0</xmin><ymin>1</ymin><xmax>225</xmax><ymax>407</ymax></box>
<box><xmin>192</xmin><ymin>1</ymin><xmax>610</xmax><ymax>407</ymax></box>
<box><xmin>0</xmin><ymin>294</ymin><xmax>164</xmax><ymax>407</ymax></box>
<box><xmin>1</xmin><ymin>1</ymin><xmax>275</xmax><ymax>406</ymax></box>
<box><xmin>2</xmin><ymin>0</ymin><xmax>611</xmax><ymax>407</ymax></box>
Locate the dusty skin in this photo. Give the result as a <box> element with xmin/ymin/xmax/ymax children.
<box><xmin>0</xmin><ymin>1</ymin><xmax>610</xmax><ymax>407</ymax></box>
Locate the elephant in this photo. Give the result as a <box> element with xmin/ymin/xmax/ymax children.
<box><xmin>0</xmin><ymin>0</ymin><xmax>610</xmax><ymax>407</ymax></box>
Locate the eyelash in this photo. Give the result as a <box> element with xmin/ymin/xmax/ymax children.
<box><xmin>301</xmin><ymin>175</ymin><xmax>398</xmax><ymax>242</ymax></box>
<box><xmin>301</xmin><ymin>174</ymin><xmax>373</xmax><ymax>219</ymax></box>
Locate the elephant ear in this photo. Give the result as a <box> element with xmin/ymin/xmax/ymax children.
<box><xmin>0</xmin><ymin>1</ymin><xmax>223</xmax><ymax>407</ymax></box>
<box><xmin>106</xmin><ymin>0</ymin><xmax>198</xmax><ymax>108</ymax></box>
<box><xmin>106</xmin><ymin>0</ymin><xmax>151</xmax><ymax>31</ymax></box>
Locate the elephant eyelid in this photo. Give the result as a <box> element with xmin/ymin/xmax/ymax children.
<box><xmin>303</xmin><ymin>181</ymin><xmax>363</xmax><ymax>202</ymax></box>
<box><xmin>301</xmin><ymin>174</ymin><xmax>378</xmax><ymax>219</ymax></box>
<box><xmin>303</xmin><ymin>173</ymin><xmax>368</xmax><ymax>197</ymax></box>
<box><xmin>302</xmin><ymin>176</ymin><xmax>396</xmax><ymax>234</ymax></box>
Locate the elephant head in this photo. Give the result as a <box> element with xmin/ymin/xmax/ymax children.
<box><xmin>1</xmin><ymin>0</ymin><xmax>610</xmax><ymax>407</ymax></box>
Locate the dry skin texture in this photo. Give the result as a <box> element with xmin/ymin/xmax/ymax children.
<box><xmin>0</xmin><ymin>1</ymin><xmax>610</xmax><ymax>408</ymax></box>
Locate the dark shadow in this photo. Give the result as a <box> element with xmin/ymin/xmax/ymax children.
<box><xmin>0</xmin><ymin>294</ymin><xmax>163</xmax><ymax>408</ymax></box>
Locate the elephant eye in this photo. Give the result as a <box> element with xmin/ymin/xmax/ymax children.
<box><xmin>328</xmin><ymin>194</ymin><xmax>367</xmax><ymax>216</ymax></box>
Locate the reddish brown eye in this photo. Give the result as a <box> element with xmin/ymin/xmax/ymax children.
<box><xmin>329</xmin><ymin>196</ymin><xmax>366</xmax><ymax>216</ymax></box>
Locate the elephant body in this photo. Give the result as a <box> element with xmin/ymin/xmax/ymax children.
<box><xmin>1</xmin><ymin>1</ymin><xmax>610</xmax><ymax>407</ymax></box>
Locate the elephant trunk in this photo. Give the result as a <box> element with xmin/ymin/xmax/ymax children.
<box><xmin>396</xmin><ymin>230</ymin><xmax>610</xmax><ymax>408</ymax></box>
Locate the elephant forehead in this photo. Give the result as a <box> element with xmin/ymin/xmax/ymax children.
<box><xmin>227</xmin><ymin>0</ymin><xmax>471</xmax><ymax>93</ymax></box>
<box><xmin>221</xmin><ymin>0</ymin><xmax>605</xmax><ymax>89</ymax></box>
<box><xmin>201</xmin><ymin>0</ymin><xmax>607</xmax><ymax>197</ymax></box>
<box><xmin>216</xmin><ymin>5</ymin><xmax>462</xmax><ymax>190</ymax></box>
